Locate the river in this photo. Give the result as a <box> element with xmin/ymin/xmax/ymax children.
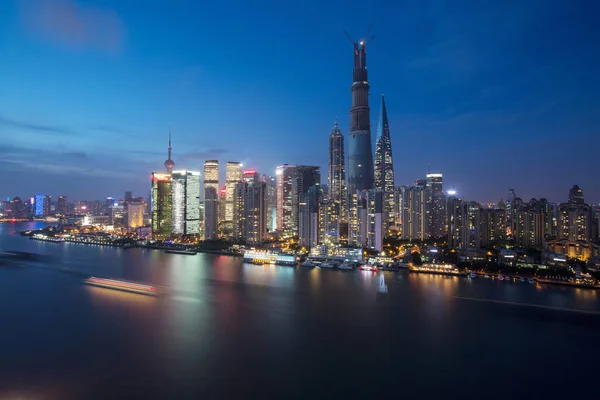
<box><xmin>0</xmin><ymin>222</ymin><xmax>599</xmax><ymax>399</ymax></box>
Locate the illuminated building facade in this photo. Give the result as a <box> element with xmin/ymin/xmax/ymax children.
<box><xmin>203</xmin><ymin>160</ymin><xmax>219</xmax><ymax>240</ymax></box>
<box><xmin>354</xmin><ymin>189</ymin><xmax>383</xmax><ymax>251</ymax></box>
<box><xmin>151</xmin><ymin>172</ymin><xmax>173</xmax><ymax>238</ymax></box>
<box><xmin>126</xmin><ymin>199</ymin><xmax>145</xmax><ymax>229</ymax></box>
<box><xmin>225</xmin><ymin>161</ymin><xmax>242</xmax><ymax>221</ymax></box>
<box><xmin>172</xmin><ymin>170</ymin><xmax>201</xmax><ymax>235</ymax></box>
<box><xmin>374</xmin><ymin>95</ymin><xmax>395</xmax><ymax>229</ymax></box>
<box><xmin>328</xmin><ymin>121</ymin><xmax>347</xmax><ymax>240</ymax></box>
<box><xmin>263</xmin><ymin>174</ymin><xmax>277</xmax><ymax>232</ymax></box>
<box><xmin>446</xmin><ymin>195</ymin><xmax>463</xmax><ymax>249</ymax></box>
<box><xmin>34</xmin><ymin>194</ymin><xmax>51</xmax><ymax>217</ymax></box>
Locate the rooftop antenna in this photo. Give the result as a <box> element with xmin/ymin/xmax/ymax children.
<box><xmin>344</xmin><ymin>24</ymin><xmax>375</xmax><ymax>47</ymax></box>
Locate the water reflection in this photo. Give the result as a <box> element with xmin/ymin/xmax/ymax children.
<box><xmin>241</xmin><ymin>263</ymin><xmax>295</xmax><ymax>288</ymax></box>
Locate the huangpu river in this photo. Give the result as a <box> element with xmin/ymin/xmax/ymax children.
<box><xmin>1</xmin><ymin>222</ymin><xmax>599</xmax><ymax>399</ymax></box>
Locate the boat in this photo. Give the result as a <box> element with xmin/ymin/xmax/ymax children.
<box><xmin>319</xmin><ymin>261</ymin><xmax>336</xmax><ymax>269</ymax></box>
<box><xmin>338</xmin><ymin>262</ymin><xmax>355</xmax><ymax>270</ymax></box>
<box><xmin>484</xmin><ymin>274</ymin><xmax>491</xmax><ymax>279</ymax></box>
<box><xmin>165</xmin><ymin>249</ymin><xmax>197</xmax><ymax>255</ymax></box>
<box><xmin>520</xmin><ymin>277</ymin><xmax>526</xmax><ymax>283</ymax></box>
<box><xmin>84</xmin><ymin>277</ymin><xmax>158</xmax><ymax>296</ymax></box>
<box><xmin>527</xmin><ymin>277</ymin><xmax>534</xmax><ymax>284</ymax></box>
<box><xmin>498</xmin><ymin>275</ymin><xmax>504</xmax><ymax>281</ymax></box>
<box><xmin>301</xmin><ymin>259</ymin><xmax>316</xmax><ymax>267</ymax></box>
<box><xmin>359</xmin><ymin>264</ymin><xmax>378</xmax><ymax>272</ymax></box>
<box><xmin>469</xmin><ymin>271</ymin><xmax>477</xmax><ymax>279</ymax></box>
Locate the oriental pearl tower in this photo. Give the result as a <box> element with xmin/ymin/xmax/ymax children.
<box><xmin>164</xmin><ymin>132</ymin><xmax>175</xmax><ymax>173</ymax></box>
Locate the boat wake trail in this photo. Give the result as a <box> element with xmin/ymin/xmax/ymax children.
<box><xmin>453</xmin><ymin>296</ymin><xmax>600</xmax><ymax>315</ymax></box>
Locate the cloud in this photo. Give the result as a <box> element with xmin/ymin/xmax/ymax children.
<box><xmin>20</xmin><ymin>0</ymin><xmax>125</xmax><ymax>53</ymax></box>
<box><xmin>0</xmin><ymin>113</ymin><xmax>74</xmax><ymax>135</ymax></box>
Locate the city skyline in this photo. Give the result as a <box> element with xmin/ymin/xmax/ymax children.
<box><xmin>1</xmin><ymin>0</ymin><xmax>599</xmax><ymax>203</ymax></box>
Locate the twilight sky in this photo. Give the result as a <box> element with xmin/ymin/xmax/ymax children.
<box><xmin>0</xmin><ymin>0</ymin><xmax>598</xmax><ymax>204</ymax></box>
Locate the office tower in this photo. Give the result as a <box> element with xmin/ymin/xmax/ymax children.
<box><xmin>218</xmin><ymin>187</ymin><xmax>226</xmax><ymax>222</ymax></box>
<box><xmin>374</xmin><ymin>95</ymin><xmax>395</xmax><ymax>229</ymax></box>
<box><xmin>232</xmin><ymin>181</ymin><xmax>246</xmax><ymax>240</ymax></box>
<box><xmin>569</xmin><ymin>184</ymin><xmax>584</xmax><ymax>204</ymax></box>
<box><xmin>57</xmin><ymin>195</ymin><xmax>68</xmax><ymax>216</ymax></box>
<box><xmin>126</xmin><ymin>199</ymin><xmax>145</xmax><ymax>229</ymax></box>
<box><xmin>242</xmin><ymin>170</ymin><xmax>267</xmax><ymax>244</ymax></box>
<box><xmin>110</xmin><ymin>204</ymin><xmax>125</xmax><ymax>225</ymax></box>
<box><xmin>328</xmin><ymin>121</ymin><xmax>348</xmax><ymax>235</ymax></box>
<box><xmin>276</xmin><ymin>164</ymin><xmax>295</xmax><ymax>235</ymax></box>
<box><xmin>172</xmin><ymin>170</ymin><xmax>201</xmax><ymax>235</ymax></box>
<box><xmin>299</xmin><ymin>185</ymin><xmax>322</xmax><ymax>248</ymax></box>
<box><xmin>105</xmin><ymin>197</ymin><xmax>115</xmax><ymax>214</ymax></box>
<box><xmin>125</xmin><ymin>191</ymin><xmax>133</xmax><ymax>201</ymax></box>
<box><xmin>225</xmin><ymin>162</ymin><xmax>242</xmax><ymax>221</ymax></box>
<box><xmin>347</xmin><ymin>36</ymin><xmax>374</xmax><ymax>196</ymax></box>
<box><xmin>164</xmin><ymin>133</ymin><xmax>175</xmax><ymax>173</ymax></box>
<box><xmin>263</xmin><ymin>174</ymin><xmax>277</xmax><ymax>232</ymax></box>
<box><xmin>6</xmin><ymin>197</ymin><xmax>24</xmax><ymax>219</ymax></box>
<box><xmin>480</xmin><ymin>208</ymin><xmax>506</xmax><ymax>247</ymax></box>
<box><xmin>34</xmin><ymin>194</ymin><xmax>51</xmax><ymax>217</ymax></box>
<box><xmin>426</xmin><ymin>173</ymin><xmax>445</xmax><ymax>238</ymax></box>
<box><xmin>292</xmin><ymin>166</ymin><xmax>321</xmax><ymax>234</ymax></box>
<box><xmin>203</xmin><ymin>160</ymin><xmax>219</xmax><ymax>240</ymax></box>
<box><xmin>151</xmin><ymin>172</ymin><xmax>173</xmax><ymax>238</ymax></box>
<box><xmin>399</xmin><ymin>186</ymin><xmax>431</xmax><ymax>241</ymax></box>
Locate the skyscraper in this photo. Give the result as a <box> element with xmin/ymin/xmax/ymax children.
<box><xmin>225</xmin><ymin>162</ymin><xmax>242</xmax><ymax>221</ymax></box>
<box><xmin>172</xmin><ymin>170</ymin><xmax>201</xmax><ymax>235</ymax></box>
<box><xmin>426</xmin><ymin>173</ymin><xmax>445</xmax><ymax>238</ymax></box>
<box><xmin>164</xmin><ymin>132</ymin><xmax>175</xmax><ymax>173</ymax></box>
<box><xmin>126</xmin><ymin>199</ymin><xmax>144</xmax><ymax>229</ymax></box>
<box><xmin>328</xmin><ymin>121</ymin><xmax>347</xmax><ymax>242</ymax></box>
<box><xmin>125</xmin><ymin>191</ymin><xmax>133</xmax><ymax>201</ymax></box>
<box><xmin>292</xmin><ymin>166</ymin><xmax>321</xmax><ymax>235</ymax></box>
<box><xmin>276</xmin><ymin>164</ymin><xmax>295</xmax><ymax>235</ymax></box>
<box><xmin>347</xmin><ymin>37</ymin><xmax>374</xmax><ymax>196</ymax></box>
<box><xmin>151</xmin><ymin>172</ymin><xmax>172</xmax><ymax>238</ymax></box>
<box><xmin>57</xmin><ymin>195</ymin><xmax>68</xmax><ymax>216</ymax></box>
<box><xmin>203</xmin><ymin>160</ymin><xmax>219</xmax><ymax>240</ymax></box>
<box><xmin>374</xmin><ymin>94</ymin><xmax>395</xmax><ymax>229</ymax></box>
<box><xmin>263</xmin><ymin>174</ymin><xmax>277</xmax><ymax>232</ymax></box>
<box><xmin>242</xmin><ymin>170</ymin><xmax>267</xmax><ymax>244</ymax></box>
<box><xmin>569</xmin><ymin>184</ymin><xmax>584</xmax><ymax>204</ymax></box>
<box><xmin>34</xmin><ymin>194</ymin><xmax>51</xmax><ymax>217</ymax></box>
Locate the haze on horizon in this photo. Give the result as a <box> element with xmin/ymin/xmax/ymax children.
<box><xmin>0</xmin><ymin>0</ymin><xmax>598</xmax><ymax>204</ymax></box>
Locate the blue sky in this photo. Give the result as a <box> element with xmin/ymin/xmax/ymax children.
<box><xmin>0</xmin><ymin>0</ymin><xmax>598</xmax><ymax>203</ymax></box>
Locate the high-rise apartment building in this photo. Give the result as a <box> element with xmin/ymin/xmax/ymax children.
<box><xmin>328</xmin><ymin>121</ymin><xmax>348</xmax><ymax>241</ymax></box>
<box><xmin>347</xmin><ymin>36</ymin><xmax>374</xmax><ymax>196</ymax></box>
<box><xmin>203</xmin><ymin>160</ymin><xmax>219</xmax><ymax>240</ymax></box>
<box><xmin>400</xmin><ymin>186</ymin><xmax>431</xmax><ymax>241</ymax></box>
<box><xmin>225</xmin><ymin>162</ymin><xmax>242</xmax><ymax>222</ymax></box>
<box><xmin>151</xmin><ymin>172</ymin><xmax>172</xmax><ymax>238</ymax></box>
<box><xmin>374</xmin><ymin>95</ymin><xmax>395</xmax><ymax>229</ymax></box>
<box><xmin>276</xmin><ymin>164</ymin><xmax>295</xmax><ymax>235</ymax></box>
<box><xmin>299</xmin><ymin>185</ymin><xmax>322</xmax><ymax>248</ymax></box>
<box><xmin>172</xmin><ymin>170</ymin><xmax>201</xmax><ymax>235</ymax></box>
<box><xmin>125</xmin><ymin>191</ymin><xmax>133</xmax><ymax>201</ymax></box>
<box><xmin>426</xmin><ymin>173</ymin><xmax>444</xmax><ymax>238</ymax></box>
<box><xmin>569</xmin><ymin>184</ymin><xmax>584</xmax><ymax>204</ymax></box>
<box><xmin>480</xmin><ymin>208</ymin><xmax>506</xmax><ymax>247</ymax></box>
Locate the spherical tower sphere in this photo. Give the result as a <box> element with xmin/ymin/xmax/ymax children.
<box><xmin>164</xmin><ymin>159</ymin><xmax>175</xmax><ymax>172</ymax></box>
